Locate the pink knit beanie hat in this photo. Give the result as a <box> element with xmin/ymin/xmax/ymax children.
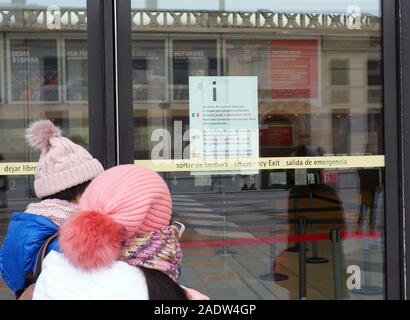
<box><xmin>26</xmin><ymin>120</ymin><xmax>104</xmax><ymax>198</ymax></box>
<box><xmin>59</xmin><ymin>164</ymin><xmax>173</xmax><ymax>270</ymax></box>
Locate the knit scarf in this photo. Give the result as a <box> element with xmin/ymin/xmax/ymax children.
<box><xmin>25</xmin><ymin>199</ymin><xmax>79</xmax><ymax>227</ymax></box>
<box><xmin>119</xmin><ymin>225</ymin><xmax>182</xmax><ymax>282</ymax></box>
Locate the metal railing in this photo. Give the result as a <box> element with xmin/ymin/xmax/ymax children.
<box><xmin>0</xmin><ymin>8</ymin><xmax>380</xmax><ymax>33</ymax></box>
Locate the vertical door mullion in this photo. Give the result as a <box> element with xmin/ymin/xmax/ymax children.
<box><xmin>115</xmin><ymin>0</ymin><xmax>134</xmax><ymax>164</ymax></box>
<box><xmin>87</xmin><ymin>0</ymin><xmax>117</xmax><ymax>168</ymax></box>
<box><xmin>382</xmin><ymin>0</ymin><xmax>403</xmax><ymax>300</ymax></box>
<box><xmin>397</xmin><ymin>0</ymin><xmax>410</xmax><ymax>300</ymax></box>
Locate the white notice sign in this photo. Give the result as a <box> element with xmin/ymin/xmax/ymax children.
<box><xmin>189</xmin><ymin>76</ymin><xmax>259</xmax><ymax>174</ymax></box>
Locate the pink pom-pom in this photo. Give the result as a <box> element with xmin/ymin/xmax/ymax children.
<box><xmin>25</xmin><ymin>120</ymin><xmax>62</xmax><ymax>150</ymax></box>
<box><xmin>60</xmin><ymin>211</ymin><xmax>126</xmax><ymax>270</ymax></box>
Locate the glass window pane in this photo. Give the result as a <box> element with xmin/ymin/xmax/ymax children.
<box><xmin>0</xmin><ymin>1</ymin><xmax>88</xmax><ymax>299</ymax></box>
<box><xmin>65</xmin><ymin>39</ymin><xmax>88</xmax><ymax>102</ymax></box>
<box><xmin>132</xmin><ymin>39</ymin><xmax>166</xmax><ymax>101</ymax></box>
<box><xmin>130</xmin><ymin>0</ymin><xmax>384</xmax><ymax>300</ymax></box>
<box><xmin>331</xmin><ymin>60</ymin><xmax>350</xmax><ymax>86</ymax></box>
<box><xmin>10</xmin><ymin>39</ymin><xmax>59</xmax><ymax>102</ymax></box>
<box><xmin>172</xmin><ymin>40</ymin><xmax>218</xmax><ymax>100</ymax></box>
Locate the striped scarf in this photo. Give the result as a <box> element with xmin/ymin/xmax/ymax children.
<box><xmin>119</xmin><ymin>225</ymin><xmax>182</xmax><ymax>282</ymax></box>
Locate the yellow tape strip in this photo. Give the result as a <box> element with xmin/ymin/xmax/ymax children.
<box><xmin>0</xmin><ymin>156</ymin><xmax>385</xmax><ymax>176</ymax></box>
<box><xmin>0</xmin><ymin>162</ymin><xmax>38</xmax><ymax>175</ymax></box>
<box><xmin>134</xmin><ymin>156</ymin><xmax>385</xmax><ymax>172</ymax></box>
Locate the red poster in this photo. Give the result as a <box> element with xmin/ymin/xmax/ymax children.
<box><xmin>260</xmin><ymin>126</ymin><xmax>293</xmax><ymax>147</ymax></box>
<box><xmin>321</xmin><ymin>171</ymin><xmax>339</xmax><ymax>185</ymax></box>
<box><xmin>271</xmin><ymin>40</ymin><xmax>318</xmax><ymax>99</ymax></box>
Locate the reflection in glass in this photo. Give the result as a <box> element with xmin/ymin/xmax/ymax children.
<box><xmin>172</xmin><ymin>40</ymin><xmax>218</xmax><ymax>101</ymax></box>
<box><xmin>0</xmin><ymin>1</ymin><xmax>88</xmax><ymax>300</ymax></box>
<box><xmin>65</xmin><ymin>39</ymin><xmax>88</xmax><ymax>102</ymax></box>
<box><xmin>131</xmin><ymin>0</ymin><xmax>384</xmax><ymax>300</ymax></box>
<box><xmin>9</xmin><ymin>39</ymin><xmax>59</xmax><ymax>102</ymax></box>
<box><xmin>132</xmin><ymin>40</ymin><xmax>166</xmax><ymax>101</ymax></box>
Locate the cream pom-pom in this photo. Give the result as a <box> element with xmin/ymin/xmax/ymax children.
<box><xmin>25</xmin><ymin>120</ymin><xmax>62</xmax><ymax>150</ymax></box>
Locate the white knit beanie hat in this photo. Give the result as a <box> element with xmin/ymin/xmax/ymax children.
<box><xmin>26</xmin><ymin>120</ymin><xmax>104</xmax><ymax>198</ymax></box>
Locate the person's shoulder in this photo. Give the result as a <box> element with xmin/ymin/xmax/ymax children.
<box><xmin>0</xmin><ymin>214</ymin><xmax>58</xmax><ymax>292</ymax></box>
<box><xmin>42</xmin><ymin>253</ymin><xmax>145</xmax><ymax>282</ymax></box>
<box><xmin>42</xmin><ymin>250</ymin><xmax>63</xmax><ymax>266</ymax></box>
<box><xmin>112</xmin><ymin>261</ymin><xmax>146</xmax><ymax>280</ymax></box>
<box><xmin>108</xmin><ymin>262</ymin><xmax>148</xmax><ymax>299</ymax></box>
<box><xmin>4</xmin><ymin>212</ymin><xmax>58</xmax><ymax>244</ymax></box>
<box><xmin>38</xmin><ymin>256</ymin><xmax>149</xmax><ymax>299</ymax></box>
<box><xmin>11</xmin><ymin>211</ymin><xmax>58</xmax><ymax>228</ymax></box>
<box><xmin>1</xmin><ymin>213</ymin><xmax>59</xmax><ymax>261</ymax></box>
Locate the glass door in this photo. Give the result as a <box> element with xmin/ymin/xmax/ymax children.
<box><xmin>129</xmin><ymin>0</ymin><xmax>387</xmax><ymax>299</ymax></box>
<box><xmin>0</xmin><ymin>0</ymin><xmax>89</xmax><ymax>300</ymax></box>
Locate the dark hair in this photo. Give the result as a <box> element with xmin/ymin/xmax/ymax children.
<box><xmin>41</xmin><ymin>180</ymin><xmax>91</xmax><ymax>202</ymax></box>
<box><xmin>141</xmin><ymin>268</ymin><xmax>188</xmax><ymax>300</ymax></box>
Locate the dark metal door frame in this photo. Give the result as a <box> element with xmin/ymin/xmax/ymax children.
<box><xmin>382</xmin><ymin>0</ymin><xmax>403</xmax><ymax>300</ymax></box>
<box><xmin>396</xmin><ymin>0</ymin><xmax>410</xmax><ymax>300</ymax></box>
<box><xmin>87</xmin><ymin>0</ymin><xmax>117</xmax><ymax>169</ymax></box>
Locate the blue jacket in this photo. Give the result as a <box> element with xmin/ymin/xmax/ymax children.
<box><xmin>0</xmin><ymin>212</ymin><xmax>60</xmax><ymax>293</ymax></box>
